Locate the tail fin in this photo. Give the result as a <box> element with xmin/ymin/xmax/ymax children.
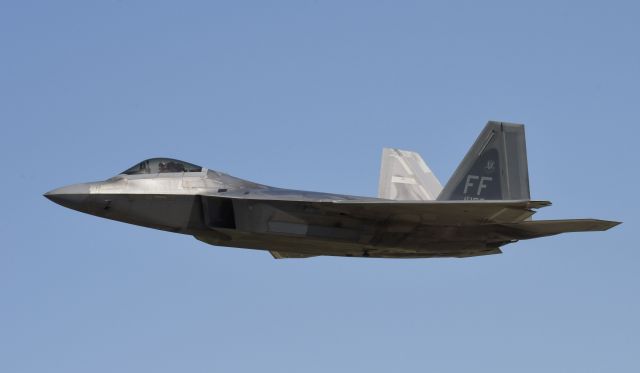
<box><xmin>437</xmin><ymin>121</ymin><xmax>530</xmax><ymax>201</ymax></box>
<box><xmin>378</xmin><ymin>148</ymin><xmax>443</xmax><ymax>200</ymax></box>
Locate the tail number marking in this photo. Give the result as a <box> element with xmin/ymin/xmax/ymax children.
<box><xmin>463</xmin><ymin>175</ymin><xmax>493</xmax><ymax>196</ymax></box>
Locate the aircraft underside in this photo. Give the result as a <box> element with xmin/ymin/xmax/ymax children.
<box><xmin>194</xmin><ymin>229</ymin><xmax>506</xmax><ymax>259</ymax></box>
<box><xmin>86</xmin><ymin>193</ymin><xmax>511</xmax><ymax>258</ymax></box>
<box><xmin>59</xmin><ymin>191</ymin><xmax>617</xmax><ymax>259</ymax></box>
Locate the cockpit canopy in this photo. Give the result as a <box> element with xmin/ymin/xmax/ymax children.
<box><xmin>121</xmin><ymin>158</ymin><xmax>203</xmax><ymax>175</ymax></box>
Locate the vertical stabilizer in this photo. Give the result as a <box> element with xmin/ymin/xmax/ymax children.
<box><xmin>437</xmin><ymin>121</ymin><xmax>530</xmax><ymax>201</ymax></box>
<box><xmin>378</xmin><ymin>148</ymin><xmax>443</xmax><ymax>200</ymax></box>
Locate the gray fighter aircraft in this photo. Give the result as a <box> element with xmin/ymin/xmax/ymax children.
<box><xmin>45</xmin><ymin>122</ymin><xmax>619</xmax><ymax>259</ymax></box>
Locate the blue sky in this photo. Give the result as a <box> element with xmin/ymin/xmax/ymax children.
<box><xmin>1</xmin><ymin>1</ymin><xmax>637</xmax><ymax>372</ymax></box>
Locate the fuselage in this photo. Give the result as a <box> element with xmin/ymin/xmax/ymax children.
<box><xmin>46</xmin><ymin>123</ymin><xmax>620</xmax><ymax>258</ymax></box>
<box><xmin>45</xmin><ymin>169</ymin><xmax>367</xmax><ymax>229</ymax></box>
<box><xmin>44</xmin><ymin>158</ymin><xmax>509</xmax><ymax>258</ymax></box>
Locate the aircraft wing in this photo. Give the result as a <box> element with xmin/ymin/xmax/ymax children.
<box><xmin>217</xmin><ymin>192</ymin><xmax>551</xmax><ymax>224</ymax></box>
<box><xmin>318</xmin><ymin>199</ymin><xmax>551</xmax><ymax>224</ymax></box>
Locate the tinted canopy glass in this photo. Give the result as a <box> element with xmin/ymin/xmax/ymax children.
<box><xmin>122</xmin><ymin>158</ymin><xmax>202</xmax><ymax>175</ymax></box>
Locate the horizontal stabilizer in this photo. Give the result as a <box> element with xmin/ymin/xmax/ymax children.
<box><xmin>501</xmin><ymin>219</ymin><xmax>621</xmax><ymax>239</ymax></box>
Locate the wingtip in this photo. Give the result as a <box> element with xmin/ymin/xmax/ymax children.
<box><xmin>605</xmin><ymin>220</ymin><xmax>623</xmax><ymax>230</ymax></box>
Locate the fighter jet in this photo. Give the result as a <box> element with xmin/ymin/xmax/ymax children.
<box><xmin>45</xmin><ymin>121</ymin><xmax>619</xmax><ymax>259</ymax></box>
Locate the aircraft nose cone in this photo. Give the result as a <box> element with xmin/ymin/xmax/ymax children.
<box><xmin>44</xmin><ymin>183</ymin><xmax>91</xmax><ymax>211</ymax></box>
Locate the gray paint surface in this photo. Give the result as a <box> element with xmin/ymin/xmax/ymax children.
<box><xmin>45</xmin><ymin>122</ymin><xmax>619</xmax><ymax>259</ymax></box>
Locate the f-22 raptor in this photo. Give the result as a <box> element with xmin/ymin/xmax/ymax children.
<box><xmin>45</xmin><ymin>122</ymin><xmax>619</xmax><ymax>259</ymax></box>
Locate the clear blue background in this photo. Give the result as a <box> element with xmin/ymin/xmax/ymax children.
<box><xmin>1</xmin><ymin>1</ymin><xmax>637</xmax><ymax>372</ymax></box>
